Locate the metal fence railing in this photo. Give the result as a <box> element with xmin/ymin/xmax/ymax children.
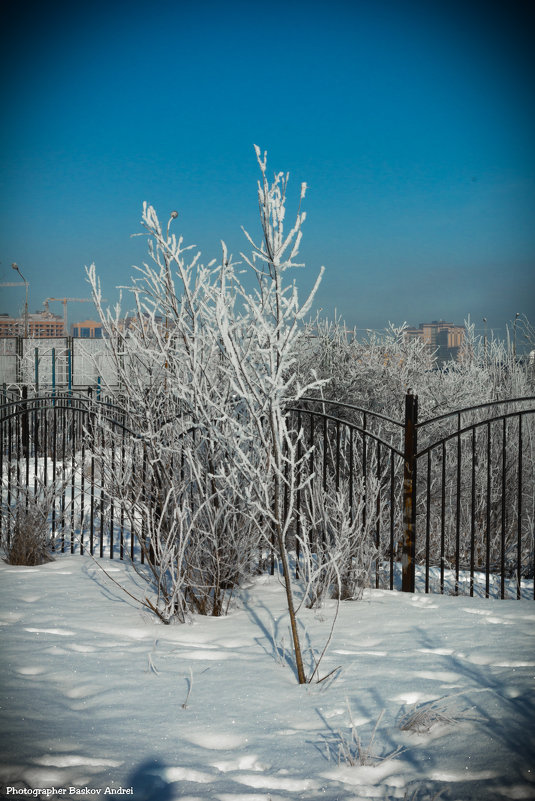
<box><xmin>1</xmin><ymin>389</ymin><xmax>534</xmax><ymax>600</ymax></box>
<box><xmin>0</xmin><ymin>337</ymin><xmax>119</xmax><ymax>389</ymax></box>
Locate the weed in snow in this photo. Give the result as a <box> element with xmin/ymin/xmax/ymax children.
<box><xmin>326</xmin><ymin>700</ymin><xmax>406</xmax><ymax>767</ymax></box>
<box><xmin>399</xmin><ymin>692</ymin><xmax>483</xmax><ymax>734</ymax></box>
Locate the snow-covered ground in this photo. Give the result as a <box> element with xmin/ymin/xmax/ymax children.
<box><xmin>1</xmin><ymin>556</ymin><xmax>534</xmax><ymax>801</ymax></box>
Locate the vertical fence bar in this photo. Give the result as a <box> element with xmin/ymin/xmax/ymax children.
<box><xmin>15</xmin><ymin>402</ymin><xmax>21</xmax><ymax>506</ymax></box>
<box><xmin>52</xmin><ymin>348</ymin><xmax>56</xmax><ymax>404</ymax></box>
<box><xmin>501</xmin><ymin>417</ymin><xmax>507</xmax><ymax>599</ymax></box>
<box><xmin>21</xmin><ymin>385</ymin><xmax>29</xmax><ymax>462</ymax></box>
<box><xmin>362</xmin><ymin>412</ymin><xmax>367</xmax><ymax>533</ymax></box>
<box><xmin>486</xmin><ymin>421</ymin><xmax>491</xmax><ymax>598</ymax></box>
<box><xmin>16</xmin><ymin>337</ymin><xmax>23</xmax><ymax>384</ymax></box>
<box><xmin>70</xmin><ymin>403</ymin><xmax>76</xmax><ymax>553</ymax></box>
<box><xmin>283</xmin><ymin>438</ymin><xmax>289</xmax><ymax>534</ymax></box>
<box><xmin>33</xmin><ymin>396</ymin><xmax>39</xmax><ymax>493</ymax></box>
<box><xmin>425</xmin><ymin>450</ymin><xmax>431</xmax><ymax>594</ymax></box>
<box><xmin>59</xmin><ymin>400</ymin><xmax>67</xmax><ymax>552</ymax></box>
<box><xmin>375</xmin><ymin>440</ymin><xmax>381</xmax><ymax>588</ymax></box>
<box><xmin>0</xmin><ymin>411</ymin><xmax>4</xmax><ymax>545</ymax></box>
<box><xmin>22</xmin><ymin>387</ymin><xmax>30</xmax><ymax>499</ymax></box>
<box><xmin>51</xmin><ymin>393</ymin><xmax>58</xmax><ymax>545</ymax></box>
<box><xmin>295</xmin><ymin>409</ymin><xmax>302</xmax><ymax>577</ymax></box>
<box><xmin>43</xmin><ymin>401</ymin><xmax>48</xmax><ymax>489</ymax></box>
<box><xmin>455</xmin><ymin>413</ymin><xmax>461</xmax><ymax>595</ymax></box>
<box><xmin>389</xmin><ymin>451</ymin><xmax>395</xmax><ymax>590</ymax></box>
<box><xmin>517</xmin><ymin>414</ymin><xmax>522</xmax><ymax>600</ymax></box>
<box><xmin>349</xmin><ymin>427</ymin><xmax>354</xmax><ymax>525</ymax></box>
<box><xmin>89</xmin><ymin>404</ymin><xmax>95</xmax><ymax>556</ymax></box>
<box><xmin>308</xmin><ymin>413</ymin><xmax>315</xmax><ymax>554</ymax></box>
<box><xmin>120</xmin><ymin>417</ymin><xmax>126</xmax><ymax>560</ymax></box>
<box><xmin>335</xmin><ymin>419</ymin><xmax>341</xmax><ymax>492</ymax></box>
<box><xmin>322</xmin><ymin>416</ymin><xmax>328</xmax><ymax>493</ymax></box>
<box><xmin>321</xmin><ymin>415</ymin><xmax>328</xmax><ymax>550</ymax></box>
<box><xmin>99</xmin><ymin>422</ymin><xmax>105</xmax><ymax>559</ymax></box>
<box><xmin>440</xmin><ymin>441</ymin><xmax>446</xmax><ymax>594</ymax></box>
<box><xmin>110</xmin><ymin>424</ymin><xmax>115</xmax><ymax>559</ymax></box>
<box><xmin>141</xmin><ymin>447</ymin><xmax>148</xmax><ymax>565</ymax></box>
<box><xmin>7</xmin><ymin>414</ymin><xmax>13</xmax><ymax>547</ymax></box>
<box><xmin>131</xmin><ymin>442</ymin><xmax>137</xmax><ymax>562</ymax></box>
<box><xmin>80</xmin><ymin>401</ymin><xmax>86</xmax><ymax>555</ymax></box>
<box><xmin>470</xmin><ymin>427</ymin><xmax>476</xmax><ymax>597</ymax></box>
<box><xmin>402</xmin><ymin>391</ymin><xmax>418</xmax><ymax>593</ymax></box>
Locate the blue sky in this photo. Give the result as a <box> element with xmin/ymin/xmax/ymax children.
<box><xmin>1</xmin><ymin>0</ymin><xmax>534</xmax><ymax>338</ymax></box>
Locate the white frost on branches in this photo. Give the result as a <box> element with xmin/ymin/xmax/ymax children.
<box><xmin>86</xmin><ymin>148</ymin><xmax>333</xmax><ymax>682</ymax></box>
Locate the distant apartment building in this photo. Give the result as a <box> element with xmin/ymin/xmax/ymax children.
<box><xmin>72</xmin><ymin>319</ymin><xmax>103</xmax><ymax>338</ymax></box>
<box><xmin>73</xmin><ymin>316</ymin><xmax>166</xmax><ymax>337</ymax></box>
<box><xmin>0</xmin><ymin>310</ymin><xmax>64</xmax><ymax>338</ymax></box>
<box><xmin>404</xmin><ymin>320</ymin><xmax>465</xmax><ymax>363</ymax></box>
<box><xmin>118</xmin><ymin>313</ymin><xmax>165</xmax><ymax>334</ymax></box>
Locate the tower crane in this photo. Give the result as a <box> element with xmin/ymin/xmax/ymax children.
<box><xmin>43</xmin><ymin>297</ymin><xmax>99</xmax><ymax>336</ymax></box>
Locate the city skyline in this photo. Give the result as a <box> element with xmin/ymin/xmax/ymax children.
<box><xmin>1</xmin><ymin>0</ymin><xmax>534</xmax><ymax>337</ymax></box>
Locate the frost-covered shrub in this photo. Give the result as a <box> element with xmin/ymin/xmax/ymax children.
<box><xmin>296</xmin><ymin>315</ymin><xmax>533</xmax><ymax>419</ymax></box>
<box><xmin>2</xmin><ymin>481</ymin><xmax>56</xmax><ymax>565</ymax></box>
<box><xmin>295</xmin><ymin>316</ymin><xmax>435</xmax><ymax>419</ymax></box>
<box><xmin>299</xmin><ymin>473</ymin><xmax>380</xmax><ymax>607</ymax></box>
<box><xmin>87</xmin><ymin>145</ymin><xmax>324</xmax><ymax>662</ymax></box>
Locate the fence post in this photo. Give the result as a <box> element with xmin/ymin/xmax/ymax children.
<box><xmin>16</xmin><ymin>337</ymin><xmax>23</xmax><ymax>384</ymax></box>
<box><xmin>34</xmin><ymin>347</ymin><xmax>39</xmax><ymax>392</ymax></box>
<box><xmin>402</xmin><ymin>390</ymin><xmax>418</xmax><ymax>592</ymax></box>
<box><xmin>67</xmin><ymin>348</ymin><xmax>72</xmax><ymax>395</ymax></box>
<box><xmin>21</xmin><ymin>384</ymin><xmax>29</xmax><ymax>459</ymax></box>
<box><xmin>52</xmin><ymin>348</ymin><xmax>56</xmax><ymax>404</ymax></box>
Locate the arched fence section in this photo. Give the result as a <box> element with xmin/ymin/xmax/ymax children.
<box><xmin>412</xmin><ymin>396</ymin><xmax>535</xmax><ymax>600</ymax></box>
<box><xmin>283</xmin><ymin>394</ymin><xmax>535</xmax><ymax>599</ymax></box>
<box><xmin>0</xmin><ymin>391</ymin><xmax>140</xmax><ymax>561</ymax></box>
<box><xmin>285</xmin><ymin>398</ymin><xmax>405</xmax><ymax>592</ymax></box>
<box><xmin>1</xmin><ymin>389</ymin><xmax>534</xmax><ymax>600</ymax></box>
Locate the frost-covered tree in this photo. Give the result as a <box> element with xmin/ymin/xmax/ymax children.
<box><xmin>295</xmin><ymin>314</ymin><xmax>533</xmax><ymax>418</ymax></box>
<box><xmin>295</xmin><ymin>315</ymin><xmax>435</xmax><ymax>419</ymax></box>
<box><xmin>87</xmin><ymin>147</ymin><xmax>328</xmax><ymax>681</ymax></box>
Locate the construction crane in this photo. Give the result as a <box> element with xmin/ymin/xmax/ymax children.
<box><xmin>43</xmin><ymin>297</ymin><xmax>98</xmax><ymax>336</ymax></box>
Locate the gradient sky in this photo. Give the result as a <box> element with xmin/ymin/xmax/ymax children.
<box><xmin>1</xmin><ymin>0</ymin><xmax>534</xmax><ymax>338</ymax></box>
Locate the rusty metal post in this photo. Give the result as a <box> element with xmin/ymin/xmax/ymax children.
<box><xmin>402</xmin><ymin>390</ymin><xmax>418</xmax><ymax>592</ymax></box>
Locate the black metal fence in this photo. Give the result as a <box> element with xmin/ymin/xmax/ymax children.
<box><xmin>1</xmin><ymin>389</ymin><xmax>534</xmax><ymax>599</ymax></box>
<box><xmin>414</xmin><ymin>396</ymin><xmax>535</xmax><ymax>599</ymax></box>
